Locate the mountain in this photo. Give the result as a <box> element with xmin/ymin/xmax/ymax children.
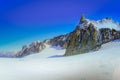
<box><xmin>13</xmin><ymin>15</ymin><xmax>120</xmax><ymax>57</ymax></box>
<box><xmin>15</xmin><ymin>41</ymin><xmax>46</xmax><ymax>57</ymax></box>
<box><xmin>65</xmin><ymin>15</ymin><xmax>120</xmax><ymax>56</ymax></box>
<box><xmin>0</xmin><ymin>41</ymin><xmax>120</xmax><ymax>80</ymax></box>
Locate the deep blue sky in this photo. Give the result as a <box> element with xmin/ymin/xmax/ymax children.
<box><xmin>0</xmin><ymin>0</ymin><xmax>120</xmax><ymax>51</ymax></box>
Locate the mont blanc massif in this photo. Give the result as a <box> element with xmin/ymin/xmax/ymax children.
<box><xmin>1</xmin><ymin>15</ymin><xmax>120</xmax><ymax>58</ymax></box>
<box><xmin>0</xmin><ymin>15</ymin><xmax>120</xmax><ymax>80</ymax></box>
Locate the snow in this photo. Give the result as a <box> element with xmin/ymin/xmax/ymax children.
<box><xmin>0</xmin><ymin>41</ymin><xmax>120</xmax><ymax>80</ymax></box>
<box><xmin>62</xmin><ymin>37</ymin><xmax>67</xmax><ymax>41</ymax></box>
<box><xmin>91</xmin><ymin>19</ymin><xmax>120</xmax><ymax>30</ymax></box>
<box><xmin>78</xmin><ymin>18</ymin><xmax>120</xmax><ymax>31</ymax></box>
<box><xmin>24</xmin><ymin>45</ymin><xmax>65</xmax><ymax>59</ymax></box>
<box><xmin>50</xmin><ymin>45</ymin><xmax>63</xmax><ymax>50</ymax></box>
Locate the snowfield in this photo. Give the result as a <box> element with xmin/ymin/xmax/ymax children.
<box><xmin>0</xmin><ymin>41</ymin><xmax>120</xmax><ymax>80</ymax></box>
<box><xmin>85</xmin><ymin>19</ymin><xmax>120</xmax><ymax>30</ymax></box>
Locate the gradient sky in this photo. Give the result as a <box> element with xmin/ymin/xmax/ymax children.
<box><xmin>0</xmin><ymin>0</ymin><xmax>120</xmax><ymax>51</ymax></box>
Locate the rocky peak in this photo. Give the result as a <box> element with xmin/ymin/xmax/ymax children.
<box><xmin>12</xmin><ymin>15</ymin><xmax>120</xmax><ymax>57</ymax></box>
<box><xmin>15</xmin><ymin>41</ymin><xmax>46</xmax><ymax>57</ymax></box>
<box><xmin>43</xmin><ymin>33</ymin><xmax>72</xmax><ymax>49</ymax></box>
<box><xmin>65</xmin><ymin>21</ymin><xmax>101</xmax><ymax>56</ymax></box>
<box><xmin>80</xmin><ymin>14</ymin><xmax>85</xmax><ymax>24</ymax></box>
<box><xmin>65</xmin><ymin>16</ymin><xmax>120</xmax><ymax>56</ymax></box>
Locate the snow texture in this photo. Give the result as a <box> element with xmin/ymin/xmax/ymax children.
<box><xmin>78</xmin><ymin>18</ymin><xmax>120</xmax><ymax>30</ymax></box>
<box><xmin>0</xmin><ymin>41</ymin><xmax>119</xmax><ymax>80</ymax></box>
<box><xmin>93</xmin><ymin>19</ymin><xmax>120</xmax><ymax>30</ymax></box>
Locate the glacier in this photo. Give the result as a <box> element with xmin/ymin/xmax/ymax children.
<box><xmin>0</xmin><ymin>41</ymin><xmax>119</xmax><ymax>80</ymax></box>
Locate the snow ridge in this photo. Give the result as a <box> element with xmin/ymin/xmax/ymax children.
<box><xmin>87</xmin><ymin>18</ymin><xmax>120</xmax><ymax>30</ymax></box>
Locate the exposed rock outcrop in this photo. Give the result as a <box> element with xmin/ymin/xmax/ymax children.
<box><xmin>65</xmin><ymin>22</ymin><xmax>101</xmax><ymax>56</ymax></box>
<box><xmin>80</xmin><ymin>14</ymin><xmax>85</xmax><ymax>24</ymax></box>
<box><xmin>43</xmin><ymin>32</ymin><xmax>73</xmax><ymax>49</ymax></box>
<box><xmin>65</xmin><ymin>15</ymin><xmax>120</xmax><ymax>56</ymax></box>
<box><xmin>12</xmin><ymin>15</ymin><xmax>120</xmax><ymax>57</ymax></box>
<box><xmin>15</xmin><ymin>41</ymin><xmax>46</xmax><ymax>57</ymax></box>
<box><xmin>100</xmin><ymin>28</ymin><xmax>120</xmax><ymax>43</ymax></box>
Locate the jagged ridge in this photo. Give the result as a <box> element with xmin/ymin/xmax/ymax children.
<box><xmin>65</xmin><ymin>15</ymin><xmax>120</xmax><ymax>56</ymax></box>
<box><xmin>14</xmin><ymin>15</ymin><xmax>120</xmax><ymax>57</ymax></box>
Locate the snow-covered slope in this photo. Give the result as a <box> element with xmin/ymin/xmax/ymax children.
<box><xmin>25</xmin><ymin>45</ymin><xmax>65</xmax><ymax>59</ymax></box>
<box><xmin>0</xmin><ymin>16</ymin><xmax>120</xmax><ymax>80</ymax></box>
<box><xmin>66</xmin><ymin>16</ymin><xmax>120</xmax><ymax>56</ymax></box>
<box><xmin>6</xmin><ymin>16</ymin><xmax>120</xmax><ymax>57</ymax></box>
<box><xmin>87</xmin><ymin>18</ymin><xmax>120</xmax><ymax>30</ymax></box>
<box><xmin>0</xmin><ymin>41</ymin><xmax>120</xmax><ymax>80</ymax></box>
<box><xmin>78</xmin><ymin>18</ymin><xmax>120</xmax><ymax>30</ymax></box>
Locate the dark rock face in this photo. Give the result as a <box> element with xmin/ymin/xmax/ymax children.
<box><xmin>111</xmin><ymin>29</ymin><xmax>120</xmax><ymax>39</ymax></box>
<box><xmin>80</xmin><ymin>14</ymin><xmax>85</xmax><ymax>24</ymax></box>
<box><xmin>65</xmin><ymin>17</ymin><xmax>120</xmax><ymax>56</ymax></box>
<box><xmin>65</xmin><ymin>23</ymin><xmax>101</xmax><ymax>56</ymax></box>
<box><xmin>15</xmin><ymin>41</ymin><xmax>46</xmax><ymax>57</ymax></box>
<box><xmin>100</xmin><ymin>28</ymin><xmax>112</xmax><ymax>43</ymax></box>
<box><xmin>44</xmin><ymin>33</ymin><xmax>73</xmax><ymax>49</ymax></box>
<box><xmin>100</xmin><ymin>28</ymin><xmax>120</xmax><ymax>44</ymax></box>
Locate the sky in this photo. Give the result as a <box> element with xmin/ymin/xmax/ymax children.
<box><xmin>0</xmin><ymin>0</ymin><xmax>120</xmax><ymax>51</ymax></box>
